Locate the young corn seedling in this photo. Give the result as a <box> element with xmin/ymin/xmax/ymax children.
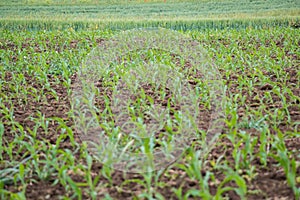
<box><xmin>271</xmin><ymin>129</ymin><xmax>300</xmax><ymax>199</ymax></box>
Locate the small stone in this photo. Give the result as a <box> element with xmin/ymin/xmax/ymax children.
<box><xmin>260</xmin><ymin>83</ymin><xmax>273</xmax><ymax>90</ymax></box>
